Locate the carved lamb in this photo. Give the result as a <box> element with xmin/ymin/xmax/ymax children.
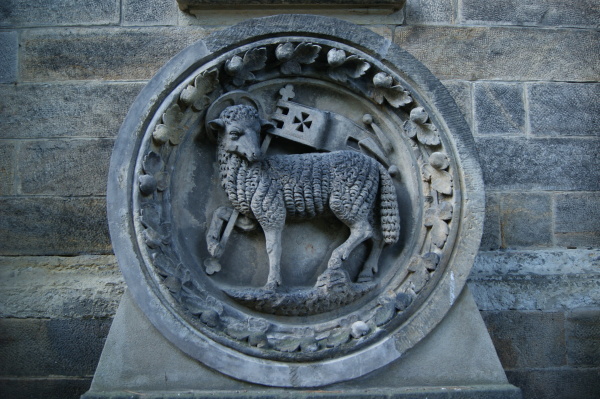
<box><xmin>208</xmin><ymin>104</ymin><xmax>400</xmax><ymax>289</ymax></box>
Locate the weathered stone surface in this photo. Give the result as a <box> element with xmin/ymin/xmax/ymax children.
<box><xmin>474</xmin><ymin>82</ymin><xmax>525</xmax><ymax>135</ymax></box>
<box><xmin>0</xmin><ymin>318</ymin><xmax>111</xmax><ymax>376</ymax></box>
<box><xmin>482</xmin><ymin>311</ymin><xmax>566</xmax><ymax>369</ymax></box>
<box><xmin>0</xmin><ymin>141</ymin><xmax>15</xmax><ymax>195</ymax></box>
<box><xmin>442</xmin><ymin>79</ymin><xmax>472</xmax><ymax>130</ymax></box>
<box><xmin>529</xmin><ymin>83</ymin><xmax>600</xmax><ymax>137</ymax></box>
<box><xmin>0</xmin><ymin>377</ymin><xmax>92</xmax><ymax>399</ymax></box>
<box><xmin>18</xmin><ymin>139</ymin><xmax>113</xmax><ymax>196</ymax></box>
<box><xmin>0</xmin><ymin>83</ymin><xmax>143</xmax><ymax>138</ymax></box>
<box><xmin>476</xmin><ymin>138</ymin><xmax>600</xmax><ymax>191</ymax></box>
<box><xmin>555</xmin><ymin>192</ymin><xmax>600</xmax><ymax>248</ymax></box>
<box><xmin>469</xmin><ymin>249</ymin><xmax>600</xmax><ymax>311</ymax></box>
<box><xmin>566</xmin><ymin>307</ymin><xmax>600</xmax><ymax>367</ymax></box>
<box><xmin>395</xmin><ymin>26</ymin><xmax>599</xmax><ymax>81</ymax></box>
<box><xmin>461</xmin><ymin>0</ymin><xmax>600</xmax><ymax>28</ymax></box>
<box><xmin>500</xmin><ymin>193</ymin><xmax>552</xmax><ymax>248</ymax></box>
<box><xmin>0</xmin><ymin>0</ymin><xmax>119</xmax><ymax>27</ymax></box>
<box><xmin>0</xmin><ymin>32</ymin><xmax>17</xmax><ymax>84</ymax></box>
<box><xmin>404</xmin><ymin>0</ymin><xmax>454</xmax><ymax>24</ymax></box>
<box><xmin>21</xmin><ymin>28</ymin><xmax>210</xmax><ymax>81</ymax></box>
<box><xmin>480</xmin><ymin>192</ymin><xmax>501</xmax><ymax>251</ymax></box>
<box><xmin>506</xmin><ymin>368</ymin><xmax>600</xmax><ymax>399</ymax></box>
<box><xmin>0</xmin><ymin>255</ymin><xmax>124</xmax><ymax>318</ymax></box>
<box><xmin>0</xmin><ymin>197</ymin><xmax>111</xmax><ymax>256</ymax></box>
<box><xmin>123</xmin><ymin>0</ymin><xmax>179</xmax><ymax>26</ymax></box>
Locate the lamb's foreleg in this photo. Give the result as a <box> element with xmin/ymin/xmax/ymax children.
<box><xmin>262</xmin><ymin>226</ymin><xmax>283</xmax><ymax>290</ymax></box>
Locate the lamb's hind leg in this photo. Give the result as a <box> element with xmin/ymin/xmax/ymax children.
<box><xmin>357</xmin><ymin>236</ymin><xmax>384</xmax><ymax>282</ymax></box>
<box><xmin>327</xmin><ymin>219</ymin><xmax>373</xmax><ymax>269</ymax></box>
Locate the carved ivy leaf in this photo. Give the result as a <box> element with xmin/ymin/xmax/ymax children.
<box><xmin>225</xmin><ymin>47</ymin><xmax>267</xmax><ymax>87</ymax></box>
<box><xmin>140</xmin><ymin>203</ymin><xmax>161</xmax><ymax>231</ymax></box>
<box><xmin>374</xmin><ymin>296</ymin><xmax>396</xmax><ymax>326</ymax></box>
<box><xmin>422</xmin><ymin>152</ymin><xmax>453</xmax><ymax>195</ymax></box>
<box><xmin>180</xmin><ymin>68</ymin><xmax>220</xmax><ymax>111</ymax></box>
<box><xmin>327</xmin><ymin>48</ymin><xmax>370</xmax><ymax>82</ymax></box>
<box><xmin>371</xmin><ymin>72</ymin><xmax>412</xmax><ymax>108</ymax></box>
<box><xmin>424</xmin><ymin>202</ymin><xmax>453</xmax><ymax>248</ymax></box>
<box><xmin>410</xmin><ymin>266</ymin><xmax>430</xmax><ymax>294</ymax></box>
<box><xmin>395</xmin><ymin>292</ymin><xmax>413</xmax><ymax>311</ymax></box>
<box><xmin>276</xmin><ymin>42</ymin><xmax>321</xmax><ymax>75</ymax></box>
<box><xmin>325</xmin><ymin>327</ymin><xmax>351</xmax><ymax>348</ymax></box>
<box><xmin>403</xmin><ymin>107</ymin><xmax>440</xmax><ymax>146</ymax></box>
<box><xmin>152</xmin><ymin>252</ymin><xmax>177</xmax><ymax>277</ymax></box>
<box><xmin>153</xmin><ymin>104</ymin><xmax>186</xmax><ymax>145</ymax></box>
<box><xmin>142</xmin><ymin>151</ymin><xmax>163</xmax><ymax>175</ymax></box>
<box><xmin>140</xmin><ymin>152</ymin><xmax>168</xmax><ymax>195</ymax></box>
<box><xmin>138</xmin><ymin>174</ymin><xmax>157</xmax><ymax>196</ymax></box>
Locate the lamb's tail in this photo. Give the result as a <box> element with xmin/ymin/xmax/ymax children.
<box><xmin>378</xmin><ymin>164</ymin><xmax>400</xmax><ymax>244</ymax></box>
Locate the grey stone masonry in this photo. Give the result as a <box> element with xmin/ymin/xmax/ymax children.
<box><xmin>469</xmin><ymin>249</ymin><xmax>600</xmax><ymax>311</ymax></box>
<box><xmin>500</xmin><ymin>193</ymin><xmax>552</xmax><ymax>248</ymax></box>
<box><xmin>0</xmin><ymin>0</ymin><xmax>119</xmax><ymax>27</ymax></box>
<box><xmin>18</xmin><ymin>139</ymin><xmax>114</xmax><ymax>196</ymax></box>
<box><xmin>481</xmin><ymin>192</ymin><xmax>501</xmax><ymax>251</ymax></box>
<box><xmin>0</xmin><ymin>83</ymin><xmax>144</xmax><ymax>138</ymax></box>
<box><xmin>21</xmin><ymin>28</ymin><xmax>211</xmax><ymax>81</ymax></box>
<box><xmin>441</xmin><ymin>80</ymin><xmax>472</xmax><ymax>130</ymax></box>
<box><xmin>566</xmin><ymin>307</ymin><xmax>600</xmax><ymax>367</ymax></box>
<box><xmin>0</xmin><ymin>142</ymin><xmax>15</xmax><ymax>196</ymax></box>
<box><xmin>460</xmin><ymin>0</ymin><xmax>600</xmax><ymax>28</ymax></box>
<box><xmin>122</xmin><ymin>0</ymin><xmax>179</xmax><ymax>26</ymax></box>
<box><xmin>0</xmin><ymin>197</ymin><xmax>111</xmax><ymax>256</ymax></box>
<box><xmin>555</xmin><ymin>192</ymin><xmax>600</xmax><ymax>248</ymax></box>
<box><xmin>474</xmin><ymin>82</ymin><xmax>525</xmax><ymax>135</ymax></box>
<box><xmin>529</xmin><ymin>83</ymin><xmax>600</xmax><ymax>137</ymax></box>
<box><xmin>0</xmin><ymin>255</ymin><xmax>123</xmax><ymax>319</ymax></box>
<box><xmin>506</xmin><ymin>368</ymin><xmax>600</xmax><ymax>399</ymax></box>
<box><xmin>0</xmin><ymin>31</ymin><xmax>18</xmax><ymax>84</ymax></box>
<box><xmin>482</xmin><ymin>311</ymin><xmax>566</xmax><ymax>369</ymax></box>
<box><xmin>0</xmin><ymin>318</ymin><xmax>111</xmax><ymax>376</ymax></box>
<box><xmin>404</xmin><ymin>0</ymin><xmax>455</xmax><ymax>24</ymax></box>
<box><xmin>476</xmin><ymin>138</ymin><xmax>600</xmax><ymax>192</ymax></box>
<box><xmin>395</xmin><ymin>26</ymin><xmax>599</xmax><ymax>81</ymax></box>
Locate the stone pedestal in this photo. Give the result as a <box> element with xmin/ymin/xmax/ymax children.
<box><xmin>82</xmin><ymin>287</ymin><xmax>521</xmax><ymax>398</ymax></box>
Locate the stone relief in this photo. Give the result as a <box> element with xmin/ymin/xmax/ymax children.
<box><xmin>133</xmin><ymin>40</ymin><xmax>456</xmax><ymax>357</ymax></box>
<box><xmin>109</xmin><ymin>15</ymin><xmax>483</xmax><ymax>386</ymax></box>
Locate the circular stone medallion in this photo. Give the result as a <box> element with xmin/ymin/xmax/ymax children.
<box><xmin>107</xmin><ymin>15</ymin><xmax>484</xmax><ymax>388</ymax></box>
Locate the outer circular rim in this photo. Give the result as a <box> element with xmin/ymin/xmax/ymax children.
<box><xmin>107</xmin><ymin>14</ymin><xmax>484</xmax><ymax>388</ymax></box>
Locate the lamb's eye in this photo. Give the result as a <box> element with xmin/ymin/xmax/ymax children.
<box><xmin>229</xmin><ymin>129</ymin><xmax>242</xmax><ymax>140</ymax></box>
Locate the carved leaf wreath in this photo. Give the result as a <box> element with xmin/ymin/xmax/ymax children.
<box><xmin>275</xmin><ymin>42</ymin><xmax>321</xmax><ymax>75</ymax></box>
<box><xmin>327</xmin><ymin>48</ymin><xmax>370</xmax><ymax>82</ymax></box>
<box><xmin>225</xmin><ymin>47</ymin><xmax>267</xmax><ymax>87</ymax></box>
<box><xmin>371</xmin><ymin>72</ymin><xmax>412</xmax><ymax>108</ymax></box>
<box><xmin>180</xmin><ymin>68</ymin><xmax>220</xmax><ymax>111</ymax></box>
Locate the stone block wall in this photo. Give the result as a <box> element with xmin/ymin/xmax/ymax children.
<box><xmin>0</xmin><ymin>1</ymin><xmax>598</xmax><ymax>398</ymax></box>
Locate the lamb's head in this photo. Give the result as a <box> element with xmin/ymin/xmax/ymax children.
<box><xmin>208</xmin><ymin>104</ymin><xmax>272</xmax><ymax>163</ymax></box>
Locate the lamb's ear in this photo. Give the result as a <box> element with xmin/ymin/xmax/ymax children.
<box><xmin>260</xmin><ymin>119</ymin><xmax>276</xmax><ymax>133</ymax></box>
<box><xmin>208</xmin><ymin>119</ymin><xmax>225</xmax><ymax>133</ymax></box>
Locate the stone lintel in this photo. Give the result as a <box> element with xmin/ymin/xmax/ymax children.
<box><xmin>177</xmin><ymin>0</ymin><xmax>406</xmax><ymax>11</ymax></box>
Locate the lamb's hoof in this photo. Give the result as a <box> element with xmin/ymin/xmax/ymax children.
<box><xmin>263</xmin><ymin>281</ymin><xmax>280</xmax><ymax>291</ymax></box>
<box><xmin>356</xmin><ymin>272</ymin><xmax>374</xmax><ymax>283</ymax></box>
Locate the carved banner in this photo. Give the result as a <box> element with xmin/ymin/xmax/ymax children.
<box><xmin>107</xmin><ymin>15</ymin><xmax>484</xmax><ymax>387</ymax></box>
